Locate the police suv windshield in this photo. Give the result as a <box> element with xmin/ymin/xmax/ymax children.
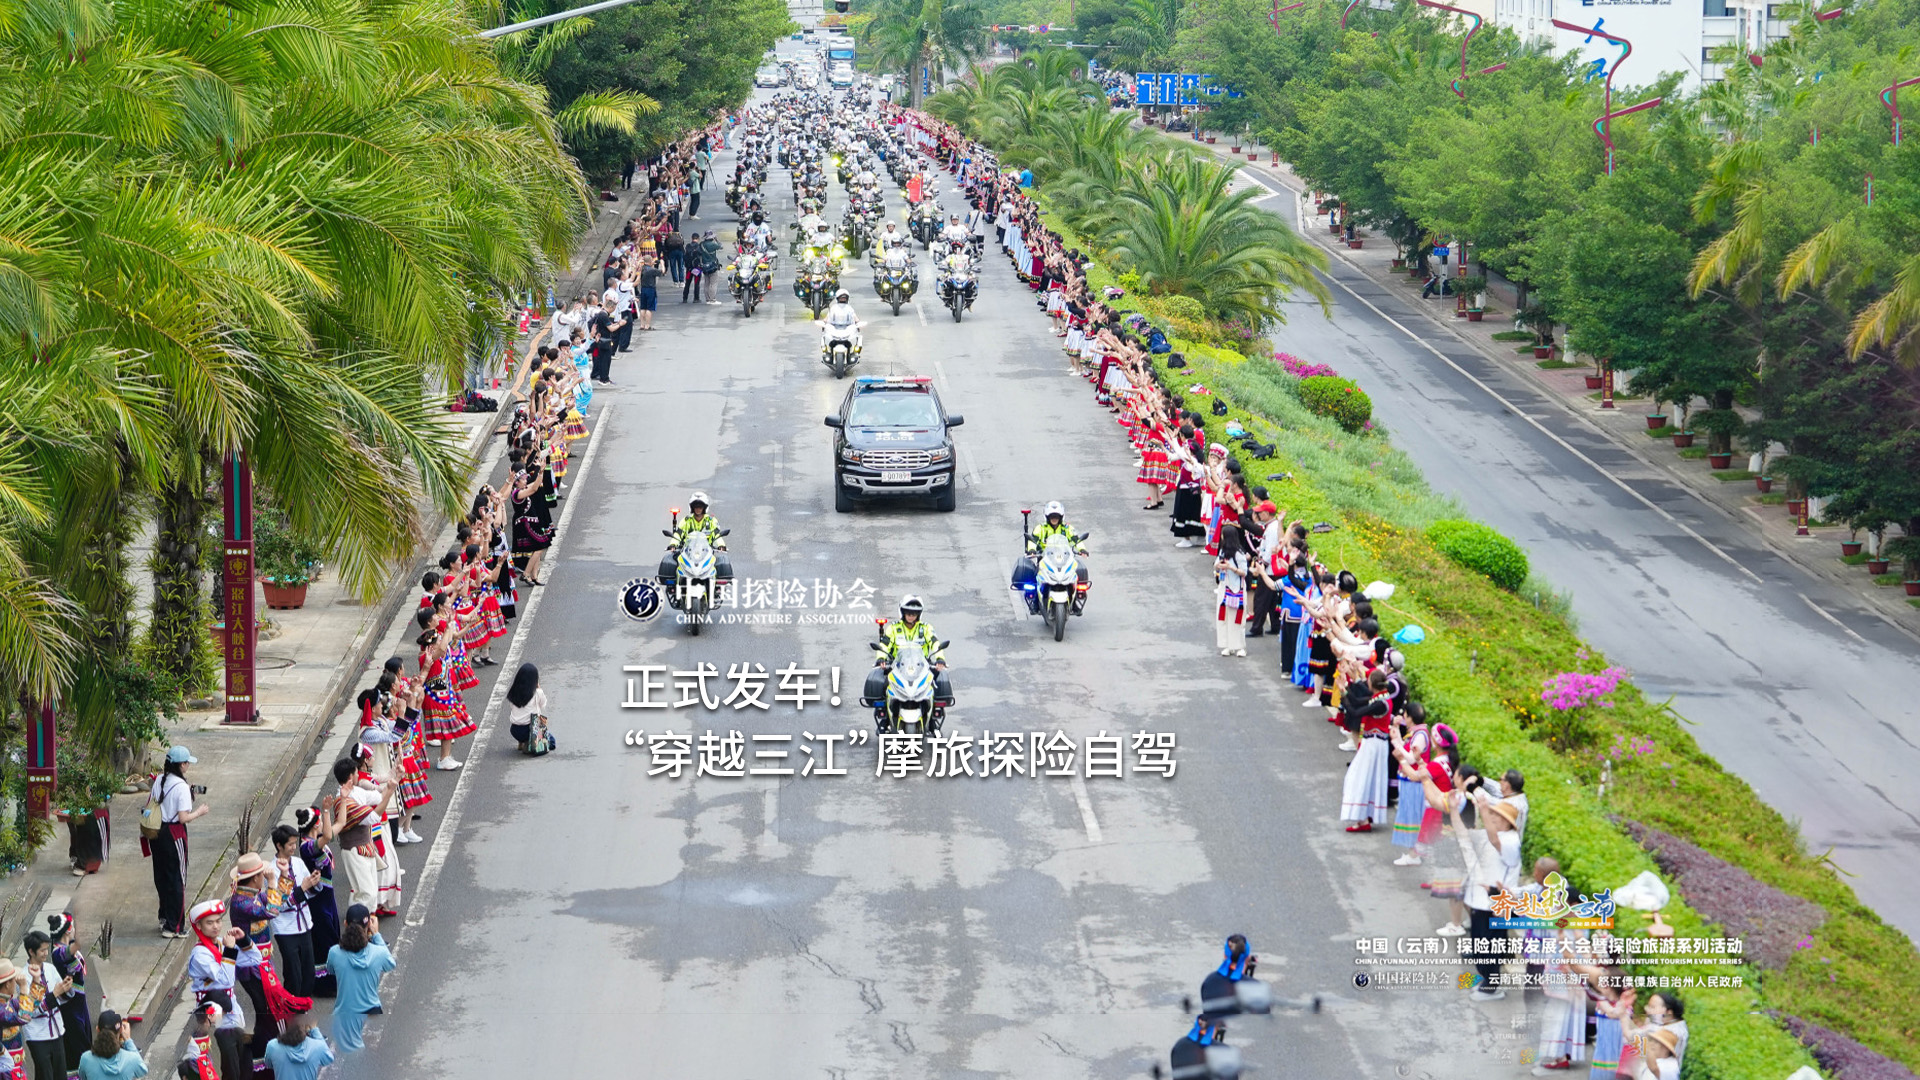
<box><xmin>848</xmin><ymin>389</ymin><xmax>940</xmax><ymax>428</ymax></box>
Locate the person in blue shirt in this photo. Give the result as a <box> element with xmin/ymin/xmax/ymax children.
<box><xmin>262</xmin><ymin>1017</ymin><xmax>333</xmax><ymax>1080</ymax></box>
<box><xmin>324</xmin><ymin>906</ymin><xmax>396</xmax><ymax>1052</ymax></box>
<box><xmin>1018</xmin><ymin>167</ymin><xmax>1033</xmax><ymax>188</ymax></box>
<box><xmin>76</xmin><ymin>1010</ymin><xmax>148</xmax><ymax>1080</ymax></box>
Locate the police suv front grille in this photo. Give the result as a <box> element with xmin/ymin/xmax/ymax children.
<box><xmin>862</xmin><ymin>449</ymin><xmax>932</xmax><ymax>469</ymax></box>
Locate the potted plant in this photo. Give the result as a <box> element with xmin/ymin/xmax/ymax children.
<box><xmin>55</xmin><ymin>742</ymin><xmax>123</xmax><ymax>876</ymax></box>
<box><xmin>1643</xmin><ymin>393</ymin><xmax>1668</xmax><ymax>430</ymax></box>
<box><xmin>1516</xmin><ymin>304</ymin><xmax>1556</xmax><ymax>358</ymax></box>
<box><xmin>1884</xmin><ymin>536</ymin><xmax>1920</xmax><ymax>595</ymax></box>
<box><xmin>1692</xmin><ymin>409</ymin><xmax>1742</xmax><ymax>468</ymax></box>
<box><xmin>1667</xmin><ymin>397</ymin><xmax>1694</xmax><ymax>446</ymax></box>
<box><xmin>254</xmin><ymin>510</ymin><xmax>314</xmax><ymax>610</ymax></box>
<box><xmin>1452</xmin><ymin>274</ymin><xmax>1486</xmax><ymax>317</ymax></box>
<box><xmin>1752</xmin><ymin>445</ymin><xmax>1780</xmax><ymax>492</ymax></box>
<box><xmin>1841</xmin><ymin>527</ymin><xmax>1863</xmax><ymax>557</ymax></box>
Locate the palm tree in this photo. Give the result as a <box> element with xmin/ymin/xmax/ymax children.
<box><xmin>858</xmin><ymin>0</ymin><xmax>988</xmax><ymax>106</ymax></box>
<box><xmin>1104</xmin><ymin>0</ymin><xmax>1182</xmax><ymax>73</ymax></box>
<box><xmin>1103</xmin><ymin>157</ymin><xmax>1330</xmax><ymax>324</ymax></box>
<box><xmin>492</xmin><ymin>10</ymin><xmax>662</xmax><ymax>142</ymax></box>
<box><xmin>0</xmin><ymin>0</ymin><xmax>590</xmax><ymax>734</ymax></box>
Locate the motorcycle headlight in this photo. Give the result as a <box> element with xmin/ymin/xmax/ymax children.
<box><xmin>840</xmin><ymin>447</ymin><xmax>862</xmax><ymax>463</ymax></box>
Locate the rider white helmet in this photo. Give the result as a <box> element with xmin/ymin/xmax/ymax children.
<box><xmin>835</xmin><ymin>289</ymin><xmax>851</xmax><ymax>302</ymax></box>
<box><xmin>899</xmin><ymin>595</ymin><xmax>924</xmax><ymax>618</ymax></box>
<box><xmin>1044</xmin><ymin>501</ymin><xmax>1065</xmax><ymax>520</ymax></box>
<box><xmin>689</xmin><ymin>492</ymin><xmax>711</xmax><ymax>509</ymax></box>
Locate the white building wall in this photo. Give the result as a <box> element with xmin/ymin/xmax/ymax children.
<box><xmin>1485</xmin><ymin>0</ymin><xmax>1794</xmax><ymax>90</ymax></box>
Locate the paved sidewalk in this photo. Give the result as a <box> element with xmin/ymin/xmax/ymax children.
<box><xmin>0</xmin><ymin>177</ymin><xmax>659</xmax><ymax>1060</ymax></box>
<box><xmin>1187</xmin><ymin>140</ymin><xmax>1920</xmax><ymax>640</ymax></box>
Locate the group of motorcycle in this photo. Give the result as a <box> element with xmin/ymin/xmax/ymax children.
<box><xmin>640</xmin><ymin>91</ymin><xmax>1099</xmax><ymax>733</ymax></box>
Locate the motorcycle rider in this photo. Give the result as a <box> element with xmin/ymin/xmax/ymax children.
<box><xmin>876</xmin><ymin>221</ymin><xmax>909</xmax><ymax>252</ymax></box>
<box><xmin>867</xmin><ymin>596</ymin><xmax>953</xmax><ymax>714</ymax></box>
<box><xmin>1025</xmin><ymin>502</ymin><xmax>1085</xmax><ymax>557</ymax></box>
<box><xmin>880</xmin><ymin>243</ymin><xmax>915</xmax><ymax>273</ymax></box>
<box><xmin>821</xmin><ymin>289</ymin><xmax>863</xmax><ymax>349</ymax></box>
<box><xmin>673</xmin><ymin>493</ymin><xmax>726</xmax><ymax>550</ymax></box>
<box><xmin>940</xmin><ymin>214</ymin><xmax>972</xmax><ymax>249</ymax></box>
<box><xmin>803</xmin><ymin>220</ymin><xmax>842</xmax><ymax>260</ymax></box>
<box><xmin>743</xmin><ymin>211</ymin><xmax>773</xmax><ymax>252</ymax></box>
<box><xmin>877</xmin><ymin>595</ymin><xmax>944</xmax><ymax>667</ymax></box>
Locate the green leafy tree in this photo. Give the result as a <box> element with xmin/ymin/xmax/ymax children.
<box><xmin>858</xmin><ymin>0</ymin><xmax>990</xmax><ymax>105</ymax></box>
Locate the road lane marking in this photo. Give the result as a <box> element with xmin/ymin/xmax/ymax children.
<box><xmin>932</xmin><ymin>361</ymin><xmax>982</xmax><ymax>488</ymax></box>
<box><xmin>1069</xmin><ymin>774</ymin><xmax>1103</xmax><ymax>843</ymax></box>
<box><xmin>1312</xmin><ymin>269</ymin><xmax>1763</xmax><ymax>584</ymax></box>
<box><xmin>403</xmin><ymin>401</ymin><xmax>617</xmax><ymax>934</ymax></box>
<box><xmin>1800</xmin><ymin>591</ymin><xmax>1867</xmax><ymax>645</ymax></box>
<box><xmin>915</xmin><ymin>299</ymin><xmax>927</xmax><ymax>326</ymax></box>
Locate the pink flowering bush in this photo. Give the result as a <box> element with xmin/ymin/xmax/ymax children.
<box><xmin>1528</xmin><ymin>667</ymin><xmax>1628</xmax><ymax>750</ymax></box>
<box><xmin>1541</xmin><ymin>667</ymin><xmax>1627</xmax><ymax>711</ymax></box>
<box><xmin>1275</xmin><ymin>351</ymin><xmax>1339</xmax><ymax>379</ymax></box>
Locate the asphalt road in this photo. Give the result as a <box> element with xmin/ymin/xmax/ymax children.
<box><xmin>327</xmin><ymin>74</ymin><xmax>1536</xmax><ymax>1080</ymax></box>
<box><xmin>1227</xmin><ymin>169</ymin><xmax>1920</xmax><ymax>938</ymax></box>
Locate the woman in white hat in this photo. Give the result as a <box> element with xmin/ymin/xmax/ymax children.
<box><xmin>145</xmin><ymin>746</ymin><xmax>209</xmax><ymax>939</ymax></box>
<box><xmin>185</xmin><ymin>899</ymin><xmax>253</xmax><ymax>1080</ymax></box>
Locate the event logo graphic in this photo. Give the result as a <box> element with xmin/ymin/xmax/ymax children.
<box><xmin>1490</xmin><ymin>871</ymin><xmax>1615</xmax><ymax>929</ymax></box>
<box><xmin>619</xmin><ymin>577</ymin><xmax>663</xmax><ymax>623</ymax></box>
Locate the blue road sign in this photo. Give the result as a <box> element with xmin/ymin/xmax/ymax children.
<box><xmin>1136</xmin><ymin>72</ymin><xmax>1157</xmax><ymax>104</ymax></box>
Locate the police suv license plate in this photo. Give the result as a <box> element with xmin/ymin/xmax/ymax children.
<box><xmin>881</xmin><ymin>470</ymin><xmax>910</xmax><ymax>484</ymax></box>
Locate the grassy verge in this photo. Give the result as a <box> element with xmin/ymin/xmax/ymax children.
<box><xmin>1024</xmin><ymin>199</ymin><xmax>1919</xmax><ymax>1075</ymax></box>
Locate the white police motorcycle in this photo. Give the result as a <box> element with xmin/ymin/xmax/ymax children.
<box><xmin>656</xmin><ymin>511</ymin><xmax>733</xmax><ymax>636</ymax></box>
<box><xmin>1010</xmin><ymin>509</ymin><xmax>1090</xmax><ymax>641</ymax></box>
<box><xmin>862</xmin><ymin>639</ymin><xmax>954</xmax><ymax>735</ymax></box>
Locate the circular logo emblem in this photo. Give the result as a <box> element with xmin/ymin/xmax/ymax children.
<box><xmin>619</xmin><ymin>578</ymin><xmax>663</xmax><ymax>623</ymax></box>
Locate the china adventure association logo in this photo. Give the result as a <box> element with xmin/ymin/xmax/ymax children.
<box><xmin>619</xmin><ymin>577</ymin><xmax>663</xmax><ymax>623</ymax></box>
<box><xmin>1490</xmin><ymin>871</ymin><xmax>1614</xmax><ymax>930</ymax></box>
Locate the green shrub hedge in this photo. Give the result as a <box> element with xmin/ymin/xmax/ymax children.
<box><xmin>1426</xmin><ymin>519</ymin><xmax>1531</xmax><ymax>592</ymax></box>
<box><xmin>1295</xmin><ymin>373</ymin><xmax>1373</xmax><ymax>432</ymax></box>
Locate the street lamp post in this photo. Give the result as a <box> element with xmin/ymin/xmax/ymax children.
<box><xmin>1550</xmin><ymin>19</ymin><xmax>1662</xmax><ymax>175</ymax></box>
<box><xmin>1413</xmin><ymin>0</ymin><xmax>1506</xmax><ymax>99</ymax></box>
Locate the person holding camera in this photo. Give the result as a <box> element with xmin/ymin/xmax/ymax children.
<box><xmin>325</xmin><ymin>906</ymin><xmax>396</xmax><ymax>1053</ymax></box>
<box><xmin>146</xmin><ymin>746</ymin><xmax>210</xmax><ymax>940</ymax></box>
<box><xmin>1445</xmin><ymin>776</ymin><xmax>1522</xmax><ymax>1000</ymax></box>
<box><xmin>75</xmin><ymin>1009</ymin><xmax>144</xmax><ymax>1080</ymax></box>
<box><xmin>261</xmin><ymin>1016</ymin><xmax>331</xmax><ymax>1080</ymax></box>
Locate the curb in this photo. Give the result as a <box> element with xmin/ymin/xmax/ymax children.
<box><xmin>125</xmin><ymin>176</ymin><xmax>653</xmax><ymax>1042</ymax></box>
